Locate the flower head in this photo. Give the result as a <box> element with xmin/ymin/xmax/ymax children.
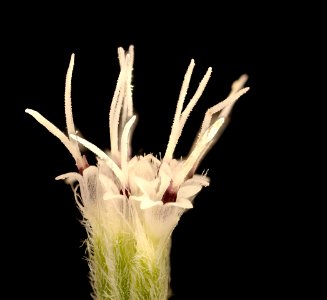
<box><xmin>25</xmin><ymin>45</ymin><xmax>249</xmax><ymax>299</ymax></box>
<box><xmin>26</xmin><ymin>45</ymin><xmax>248</xmax><ymax>212</ymax></box>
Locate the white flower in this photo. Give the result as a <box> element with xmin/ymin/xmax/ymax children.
<box><xmin>26</xmin><ymin>45</ymin><xmax>248</xmax><ymax>212</ymax></box>
<box><xmin>25</xmin><ymin>45</ymin><xmax>249</xmax><ymax>299</ymax></box>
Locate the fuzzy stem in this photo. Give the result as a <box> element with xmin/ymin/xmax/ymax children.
<box><xmin>86</xmin><ymin>222</ymin><xmax>172</xmax><ymax>299</ymax></box>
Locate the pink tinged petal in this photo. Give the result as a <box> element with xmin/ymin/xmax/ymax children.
<box><xmin>178</xmin><ymin>185</ymin><xmax>203</xmax><ymax>199</ymax></box>
<box><xmin>167</xmin><ymin>198</ymin><xmax>193</xmax><ymax>209</ymax></box>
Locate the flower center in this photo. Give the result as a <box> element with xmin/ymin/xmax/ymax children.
<box><xmin>162</xmin><ymin>185</ymin><xmax>177</xmax><ymax>204</ymax></box>
<box><xmin>120</xmin><ymin>188</ymin><xmax>131</xmax><ymax>198</ymax></box>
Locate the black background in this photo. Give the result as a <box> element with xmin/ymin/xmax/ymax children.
<box><xmin>6</xmin><ymin>3</ymin><xmax>317</xmax><ymax>299</ymax></box>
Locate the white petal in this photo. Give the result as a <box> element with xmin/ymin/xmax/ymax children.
<box><xmin>167</xmin><ymin>198</ymin><xmax>193</xmax><ymax>209</ymax></box>
<box><xmin>99</xmin><ymin>174</ymin><xmax>120</xmax><ymax>194</ymax></box>
<box><xmin>129</xmin><ymin>195</ymin><xmax>145</xmax><ymax>202</ymax></box>
<box><xmin>184</xmin><ymin>174</ymin><xmax>210</xmax><ymax>187</ymax></box>
<box><xmin>82</xmin><ymin>165</ymin><xmax>98</xmax><ymax>178</ymax></box>
<box><xmin>144</xmin><ymin>154</ymin><xmax>161</xmax><ymax>167</ymax></box>
<box><xmin>159</xmin><ymin>161</ymin><xmax>172</xmax><ymax>177</ymax></box>
<box><xmin>130</xmin><ymin>156</ymin><xmax>158</xmax><ymax>180</ymax></box>
<box><xmin>55</xmin><ymin>172</ymin><xmax>83</xmax><ymax>183</ymax></box>
<box><xmin>157</xmin><ymin>171</ymin><xmax>171</xmax><ymax>200</ymax></box>
<box><xmin>103</xmin><ymin>193</ymin><xmax>125</xmax><ymax>201</ymax></box>
<box><xmin>140</xmin><ymin>199</ymin><xmax>163</xmax><ymax>210</ymax></box>
<box><xmin>178</xmin><ymin>185</ymin><xmax>202</xmax><ymax>198</ymax></box>
<box><xmin>133</xmin><ymin>176</ymin><xmax>156</xmax><ymax>197</ymax></box>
